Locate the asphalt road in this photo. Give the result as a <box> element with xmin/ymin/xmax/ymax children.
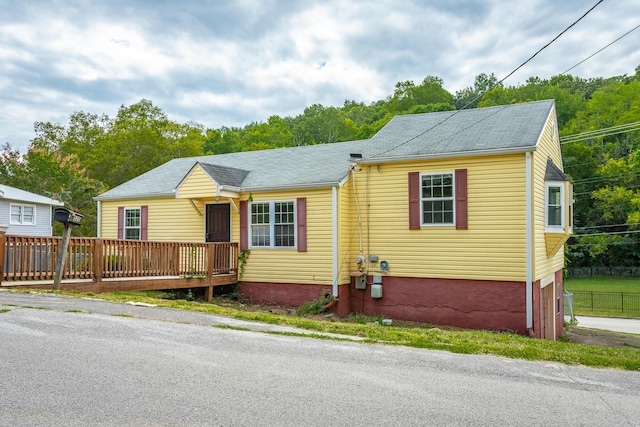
<box><xmin>1</xmin><ymin>291</ymin><xmax>640</xmax><ymax>427</ymax></box>
<box><xmin>573</xmin><ymin>315</ymin><xmax>640</xmax><ymax>334</ymax></box>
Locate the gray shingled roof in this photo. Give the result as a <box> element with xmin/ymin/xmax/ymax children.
<box><xmin>96</xmin><ymin>100</ymin><xmax>555</xmax><ymax>201</ymax></box>
<box><xmin>0</xmin><ymin>184</ymin><xmax>64</xmax><ymax>206</ymax></box>
<box><xmin>197</xmin><ymin>163</ymin><xmax>250</xmax><ymax>188</ymax></box>
<box><xmin>367</xmin><ymin>99</ymin><xmax>554</xmax><ymax>160</ymax></box>
<box><xmin>545</xmin><ymin>158</ymin><xmax>570</xmax><ymax>181</ymax></box>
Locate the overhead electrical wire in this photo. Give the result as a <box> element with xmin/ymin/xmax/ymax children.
<box><xmin>574</xmin><ymin>222</ymin><xmax>640</xmax><ymax>231</ymax></box>
<box><xmin>572</xmin><ymin>229</ymin><xmax>640</xmax><ymax>237</ymax></box>
<box><xmin>560</xmin><ymin>121</ymin><xmax>640</xmax><ymax>145</ymax></box>
<box><xmin>560</xmin><ymin>22</ymin><xmax>640</xmax><ymax>75</ymax></box>
<box><xmin>369</xmin><ymin>0</ymin><xmax>605</xmax><ymax>159</ymax></box>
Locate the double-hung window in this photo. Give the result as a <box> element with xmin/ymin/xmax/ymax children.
<box><xmin>421</xmin><ymin>173</ymin><xmax>454</xmax><ymax>225</ymax></box>
<box><xmin>250</xmin><ymin>201</ymin><xmax>296</xmax><ymax>248</ymax></box>
<box><xmin>124</xmin><ymin>208</ymin><xmax>141</xmax><ymax>240</ymax></box>
<box><xmin>545</xmin><ymin>182</ymin><xmax>564</xmax><ymax>231</ymax></box>
<box><xmin>10</xmin><ymin>204</ymin><xmax>35</xmax><ymax>225</ymax></box>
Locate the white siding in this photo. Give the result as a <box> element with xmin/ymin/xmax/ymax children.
<box><xmin>0</xmin><ymin>200</ymin><xmax>54</xmax><ymax>236</ymax></box>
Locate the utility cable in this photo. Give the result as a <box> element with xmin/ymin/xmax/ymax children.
<box><xmin>560</xmin><ymin>121</ymin><xmax>640</xmax><ymax>144</ymax></box>
<box><xmin>560</xmin><ymin>22</ymin><xmax>640</xmax><ymax>75</ymax></box>
<box><xmin>369</xmin><ymin>0</ymin><xmax>605</xmax><ymax>160</ymax></box>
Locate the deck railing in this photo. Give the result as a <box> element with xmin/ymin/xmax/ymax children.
<box><xmin>1</xmin><ymin>235</ymin><xmax>238</xmax><ymax>283</ymax></box>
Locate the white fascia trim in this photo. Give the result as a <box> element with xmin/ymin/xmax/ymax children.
<box><xmin>94</xmin><ymin>189</ymin><xmax>177</xmax><ymax>201</ymax></box>
<box><xmin>526</xmin><ymin>151</ymin><xmax>533</xmax><ymax>329</ymax></box>
<box><xmin>332</xmin><ymin>186</ymin><xmax>339</xmax><ymax>297</ymax></box>
<box><xmin>217</xmin><ymin>185</ymin><xmax>241</xmax><ymax>199</ymax></box>
<box><xmin>96</xmin><ymin>200</ymin><xmax>102</xmax><ymax>238</ymax></box>
<box><xmin>240</xmin><ymin>182</ymin><xmax>342</xmax><ymax>193</ymax></box>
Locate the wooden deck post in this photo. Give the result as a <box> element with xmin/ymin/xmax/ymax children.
<box><xmin>93</xmin><ymin>238</ymin><xmax>103</xmax><ymax>292</ymax></box>
<box><xmin>205</xmin><ymin>243</ymin><xmax>214</xmax><ymax>302</ymax></box>
<box><xmin>53</xmin><ymin>224</ymin><xmax>73</xmax><ymax>290</ymax></box>
<box><xmin>0</xmin><ymin>225</ymin><xmax>8</xmax><ymax>286</ymax></box>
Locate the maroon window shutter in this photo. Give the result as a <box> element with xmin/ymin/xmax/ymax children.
<box><xmin>117</xmin><ymin>206</ymin><xmax>124</xmax><ymax>239</ymax></box>
<box><xmin>239</xmin><ymin>200</ymin><xmax>248</xmax><ymax>250</ymax></box>
<box><xmin>408</xmin><ymin>172</ymin><xmax>421</xmax><ymax>229</ymax></box>
<box><xmin>297</xmin><ymin>197</ymin><xmax>307</xmax><ymax>252</ymax></box>
<box><xmin>140</xmin><ymin>206</ymin><xmax>148</xmax><ymax>240</ymax></box>
<box><xmin>455</xmin><ymin>169</ymin><xmax>468</xmax><ymax>230</ymax></box>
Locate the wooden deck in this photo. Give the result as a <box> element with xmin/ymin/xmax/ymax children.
<box><xmin>0</xmin><ymin>234</ymin><xmax>238</xmax><ymax>301</ymax></box>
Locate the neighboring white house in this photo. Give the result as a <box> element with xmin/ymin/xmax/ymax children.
<box><xmin>0</xmin><ymin>184</ymin><xmax>64</xmax><ymax>236</ymax></box>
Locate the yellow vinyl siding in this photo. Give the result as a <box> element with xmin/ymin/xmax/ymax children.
<box><xmin>238</xmin><ymin>188</ymin><xmax>335</xmax><ymax>285</ymax></box>
<box><xmin>348</xmin><ymin>154</ymin><xmax>527</xmax><ymax>281</ymax></box>
<box><xmin>532</xmin><ymin>107</ymin><xmax>565</xmax><ymax>280</ymax></box>
<box><xmin>101</xmin><ymin>198</ymin><xmax>206</xmax><ymax>242</ymax></box>
<box><xmin>338</xmin><ymin>177</ymin><xmax>357</xmax><ymax>285</ymax></box>
<box><xmin>178</xmin><ymin>165</ymin><xmax>218</xmax><ymax>199</ymax></box>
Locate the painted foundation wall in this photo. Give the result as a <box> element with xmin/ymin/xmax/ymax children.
<box><xmin>348</xmin><ymin>275</ymin><xmax>528</xmax><ymax>333</ymax></box>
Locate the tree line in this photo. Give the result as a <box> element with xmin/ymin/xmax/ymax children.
<box><xmin>1</xmin><ymin>67</ymin><xmax>640</xmax><ymax>268</ymax></box>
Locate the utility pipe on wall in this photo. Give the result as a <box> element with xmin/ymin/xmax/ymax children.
<box><xmin>526</xmin><ymin>151</ymin><xmax>533</xmax><ymax>329</ymax></box>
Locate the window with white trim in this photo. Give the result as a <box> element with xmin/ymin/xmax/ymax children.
<box><xmin>545</xmin><ymin>182</ymin><xmax>564</xmax><ymax>230</ymax></box>
<box><xmin>250</xmin><ymin>201</ymin><xmax>296</xmax><ymax>248</ymax></box>
<box><xmin>421</xmin><ymin>173</ymin><xmax>454</xmax><ymax>225</ymax></box>
<box><xmin>10</xmin><ymin>204</ymin><xmax>35</xmax><ymax>225</ymax></box>
<box><xmin>568</xmin><ymin>184</ymin><xmax>574</xmax><ymax>233</ymax></box>
<box><xmin>124</xmin><ymin>208</ymin><xmax>141</xmax><ymax>240</ymax></box>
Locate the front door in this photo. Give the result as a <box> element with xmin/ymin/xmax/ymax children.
<box><xmin>206</xmin><ymin>204</ymin><xmax>231</xmax><ymax>242</ymax></box>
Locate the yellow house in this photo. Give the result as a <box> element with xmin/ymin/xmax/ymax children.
<box><xmin>96</xmin><ymin>99</ymin><xmax>572</xmax><ymax>340</ymax></box>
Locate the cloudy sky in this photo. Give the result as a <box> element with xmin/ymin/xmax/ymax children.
<box><xmin>1</xmin><ymin>0</ymin><xmax>639</xmax><ymax>153</ymax></box>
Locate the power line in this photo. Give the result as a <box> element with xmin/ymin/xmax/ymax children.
<box><xmin>574</xmin><ymin>229</ymin><xmax>640</xmax><ymax>237</ymax></box>
<box><xmin>574</xmin><ymin>222</ymin><xmax>640</xmax><ymax>231</ymax></box>
<box><xmin>574</xmin><ymin>184</ymin><xmax>640</xmax><ymax>196</ymax></box>
<box><xmin>560</xmin><ymin>121</ymin><xmax>640</xmax><ymax>144</ymax></box>
<box><xmin>370</xmin><ymin>0</ymin><xmax>605</xmax><ymax>160</ymax></box>
<box><xmin>567</xmin><ymin>241</ymin><xmax>637</xmax><ymax>247</ymax></box>
<box><xmin>572</xmin><ymin>172</ymin><xmax>637</xmax><ymax>185</ymax></box>
<box><xmin>560</xmin><ymin>22</ymin><xmax>640</xmax><ymax>75</ymax></box>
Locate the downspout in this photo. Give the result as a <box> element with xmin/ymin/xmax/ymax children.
<box><xmin>332</xmin><ymin>185</ymin><xmax>339</xmax><ymax>297</ymax></box>
<box><xmin>96</xmin><ymin>200</ymin><xmax>101</xmax><ymax>238</ymax></box>
<box><xmin>526</xmin><ymin>152</ymin><xmax>533</xmax><ymax>330</ymax></box>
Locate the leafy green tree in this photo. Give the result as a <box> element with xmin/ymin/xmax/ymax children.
<box><xmin>389</xmin><ymin>76</ymin><xmax>454</xmax><ymax>113</ymax></box>
<box><xmin>204</xmin><ymin>126</ymin><xmax>243</xmax><ymax>154</ymax></box>
<box><xmin>0</xmin><ymin>143</ymin><xmax>104</xmax><ymax>236</ymax></box>
<box><xmin>242</xmin><ymin>116</ymin><xmax>292</xmax><ymax>150</ymax></box>
<box><xmin>478</xmin><ymin>78</ymin><xmax>584</xmax><ymax>128</ymax></box>
<box><xmin>33</xmin><ymin>100</ymin><xmax>206</xmax><ymax>189</ymax></box>
<box><xmin>291</xmin><ymin>104</ymin><xmax>356</xmax><ymax>145</ymax></box>
<box><xmin>454</xmin><ymin>73</ymin><xmax>499</xmax><ymax>109</ymax></box>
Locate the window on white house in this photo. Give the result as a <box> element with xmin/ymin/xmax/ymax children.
<box><xmin>10</xmin><ymin>204</ymin><xmax>35</xmax><ymax>225</ymax></box>
<box><xmin>124</xmin><ymin>208</ymin><xmax>141</xmax><ymax>240</ymax></box>
<box><xmin>421</xmin><ymin>173</ymin><xmax>454</xmax><ymax>225</ymax></box>
<box><xmin>250</xmin><ymin>201</ymin><xmax>296</xmax><ymax>248</ymax></box>
<box><xmin>546</xmin><ymin>183</ymin><xmax>564</xmax><ymax>230</ymax></box>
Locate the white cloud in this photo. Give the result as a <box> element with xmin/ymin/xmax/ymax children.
<box><xmin>0</xmin><ymin>0</ymin><xmax>639</xmax><ymax>152</ymax></box>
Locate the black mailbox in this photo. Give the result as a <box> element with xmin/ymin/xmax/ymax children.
<box><xmin>54</xmin><ymin>208</ymin><xmax>84</xmax><ymax>226</ymax></box>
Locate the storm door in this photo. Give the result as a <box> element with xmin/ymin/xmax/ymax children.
<box><xmin>206</xmin><ymin>204</ymin><xmax>231</xmax><ymax>242</ymax></box>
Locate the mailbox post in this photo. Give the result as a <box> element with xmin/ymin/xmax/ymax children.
<box><xmin>52</xmin><ymin>208</ymin><xmax>84</xmax><ymax>291</ymax></box>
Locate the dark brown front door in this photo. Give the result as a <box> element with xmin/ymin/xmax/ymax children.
<box><xmin>206</xmin><ymin>204</ymin><xmax>231</xmax><ymax>242</ymax></box>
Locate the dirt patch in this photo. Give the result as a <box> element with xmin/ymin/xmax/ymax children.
<box><xmin>562</xmin><ymin>327</ymin><xmax>640</xmax><ymax>350</ymax></box>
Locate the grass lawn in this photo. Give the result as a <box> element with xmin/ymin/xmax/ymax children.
<box><xmin>564</xmin><ymin>277</ymin><xmax>640</xmax><ymax>318</ymax></box>
<box><xmin>564</xmin><ymin>277</ymin><xmax>640</xmax><ymax>293</ymax></box>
